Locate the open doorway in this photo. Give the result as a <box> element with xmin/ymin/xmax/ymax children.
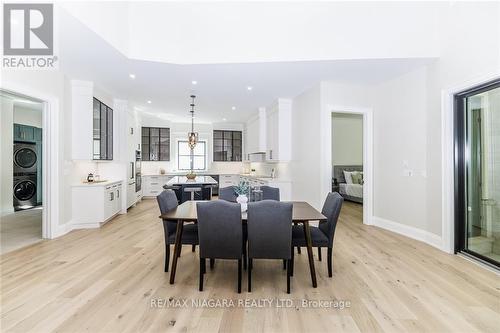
<box><xmin>331</xmin><ymin>113</ymin><xmax>364</xmax><ymax>220</ymax></box>
<box><xmin>1</xmin><ymin>90</ymin><xmax>44</xmax><ymax>254</ymax></box>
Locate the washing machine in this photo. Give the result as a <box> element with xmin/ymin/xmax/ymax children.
<box><xmin>13</xmin><ymin>142</ymin><xmax>38</xmax><ymax>174</ymax></box>
<box><xmin>13</xmin><ymin>174</ymin><xmax>37</xmax><ymax>211</ymax></box>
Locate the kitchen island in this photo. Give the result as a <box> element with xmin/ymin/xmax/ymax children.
<box><xmin>166</xmin><ymin>176</ymin><xmax>218</xmax><ymax>203</ymax></box>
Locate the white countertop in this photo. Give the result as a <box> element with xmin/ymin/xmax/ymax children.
<box><xmin>142</xmin><ymin>173</ymin><xmax>290</xmax><ymax>182</ymax></box>
<box><xmin>166</xmin><ymin>176</ymin><xmax>218</xmax><ymax>185</ymax></box>
<box><xmin>72</xmin><ymin>180</ymin><xmax>123</xmax><ymax>187</ymax></box>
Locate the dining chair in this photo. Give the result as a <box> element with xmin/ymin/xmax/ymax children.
<box><xmin>291</xmin><ymin>192</ymin><xmax>343</xmax><ymax>277</ymax></box>
<box><xmin>196</xmin><ymin>200</ymin><xmax>243</xmax><ymax>293</ymax></box>
<box><xmin>260</xmin><ymin>185</ymin><xmax>280</xmax><ymax>201</ymax></box>
<box><xmin>218</xmin><ymin>186</ymin><xmax>237</xmax><ymax>202</ymax></box>
<box><xmin>247</xmin><ymin>200</ymin><xmax>293</xmax><ymax>293</ymax></box>
<box><xmin>157</xmin><ymin>189</ymin><xmax>199</xmax><ymax>272</ymax></box>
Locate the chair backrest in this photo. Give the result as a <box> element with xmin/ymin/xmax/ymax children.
<box><xmin>196</xmin><ymin>200</ymin><xmax>243</xmax><ymax>259</ymax></box>
<box><xmin>157</xmin><ymin>190</ymin><xmax>179</xmax><ymax>236</ymax></box>
<box><xmin>318</xmin><ymin>192</ymin><xmax>344</xmax><ymax>247</ymax></box>
<box><xmin>261</xmin><ymin>186</ymin><xmax>280</xmax><ymax>201</ymax></box>
<box><xmin>247</xmin><ymin>200</ymin><xmax>293</xmax><ymax>259</ymax></box>
<box><xmin>219</xmin><ymin>186</ymin><xmax>237</xmax><ymax>202</ymax></box>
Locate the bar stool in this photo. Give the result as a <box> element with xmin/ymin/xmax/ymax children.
<box><xmin>184</xmin><ymin>187</ymin><xmax>202</xmax><ymax>201</ymax></box>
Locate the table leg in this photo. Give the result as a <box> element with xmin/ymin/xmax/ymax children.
<box><xmin>169</xmin><ymin>220</ymin><xmax>184</xmax><ymax>284</ymax></box>
<box><xmin>303</xmin><ymin>221</ymin><xmax>317</xmax><ymax>288</ymax></box>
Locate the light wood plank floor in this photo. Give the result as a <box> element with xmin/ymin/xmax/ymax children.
<box><xmin>1</xmin><ymin>199</ymin><xmax>499</xmax><ymax>333</ymax></box>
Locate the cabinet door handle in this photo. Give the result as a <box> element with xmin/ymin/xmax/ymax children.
<box><xmin>270</xmin><ymin>150</ymin><xmax>273</xmax><ymax>160</ymax></box>
<box><xmin>110</xmin><ymin>192</ymin><xmax>114</xmax><ymax>201</ymax></box>
<box><xmin>117</xmin><ymin>189</ymin><xmax>120</xmax><ymax>198</ymax></box>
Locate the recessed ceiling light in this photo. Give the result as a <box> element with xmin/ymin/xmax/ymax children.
<box><xmin>247</xmin><ymin>86</ymin><xmax>253</xmax><ymax>91</ymax></box>
<box><xmin>191</xmin><ymin>80</ymin><xmax>197</xmax><ymax>85</ymax></box>
<box><xmin>222</xmin><ymin>118</ymin><xmax>227</xmax><ymax>121</ymax></box>
<box><xmin>147</xmin><ymin>100</ymin><xmax>152</xmax><ymax>104</ymax></box>
<box><xmin>129</xmin><ymin>74</ymin><xmax>136</xmax><ymax>79</ymax></box>
<box><xmin>231</xmin><ymin>106</ymin><xmax>236</xmax><ymax>110</ymax></box>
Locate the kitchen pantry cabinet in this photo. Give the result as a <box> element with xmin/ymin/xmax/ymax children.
<box><xmin>265</xmin><ymin>99</ymin><xmax>292</xmax><ymax>162</ymax></box>
<box><xmin>71</xmin><ymin>181</ymin><xmax>123</xmax><ymax>227</ymax></box>
<box><xmin>245</xmin><ymin>107</ymin><xmax>267</xmax><ymax>158</ymax></box>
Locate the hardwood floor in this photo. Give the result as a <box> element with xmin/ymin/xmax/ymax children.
<box><xmin>0</xmin><ymin>207</ymin><xmax>42</xmax><ymax>254</ymax></box>
<box><xmin>1</xmin><ymin>199</ymin><xmax>499</xmax><ymax>332</ymax></box>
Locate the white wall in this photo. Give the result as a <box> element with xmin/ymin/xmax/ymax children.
<box><xmin>332</xmin><ymin>113</ymin><xmax>363</xmax><ymax>166</ymax></box>
<box><xmin>13</xmin><ymin>105</ymin><xmax>43</xmax><ymax>128</ymax></box>
<box><xmin>0</xmin><ymin>98</ymin><xmax>14</xmax><ymax>215</ymax></box>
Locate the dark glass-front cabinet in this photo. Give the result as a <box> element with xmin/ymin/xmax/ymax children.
<box><xmin>213</xmin><ymin>130</ymin><xmax>242</xmax><ymax>161</ymax></box>
<box><xmin>93</xmin><ymin>97</ymin><xmax>113</xmax><ymax>160</ymax></box>
<box><xmin>142</xmin><ymin>127</ymin><xmax>170</xmax><ymax>161</ymax></box>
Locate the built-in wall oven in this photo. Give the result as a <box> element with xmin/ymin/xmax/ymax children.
<box><xmin>135</xmin><ymin>150</ymin><xmax>142</xmax><ymax>192</ymax></box>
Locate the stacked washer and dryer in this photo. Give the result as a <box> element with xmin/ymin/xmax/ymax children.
<box><xmin>13</xmin><ymin>142</ymin><xmax>39</xmax><ymax>211</ymax></box>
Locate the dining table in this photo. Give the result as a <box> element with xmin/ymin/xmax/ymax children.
<box><xmin>159</xmin><ymin>200</ymin><xmax>326</xmax><ymax>288</ymax></box>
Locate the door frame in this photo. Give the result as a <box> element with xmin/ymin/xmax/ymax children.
<box><xmin>323</xmin><ymin>105</ymin><xmax>374</xmax><ymax>226</ymax></box>
<box><xmin>1</xmin><ymin>84</ymin><xmax>61</xmax><ymax>239</ymax></box>
<box><xmin>441</xmin><ymin>73</ymin><xmax>500</xmax><ymax>254</ymax></box>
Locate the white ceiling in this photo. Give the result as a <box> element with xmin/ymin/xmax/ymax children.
<box><xmin>59</xmin><ymin>6</ymin><xmax>434</xmax><ymax>123</ymax></box>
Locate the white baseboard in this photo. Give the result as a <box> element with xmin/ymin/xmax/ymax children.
<box><xmin>371</xmin><ymin>216</ymin><xmax>443</xmax><ymax>251</ymax></box>
<box><xmin>52</xmin><ymin>221</ymin><xmax>100</xmax><ymax>238</ymax></box>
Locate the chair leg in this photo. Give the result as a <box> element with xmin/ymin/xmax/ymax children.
<box><xmin>297</xmin><ymin>246</ymin><xmax>301</xmax><ymax>254</ymax></box>
<box><xmin>318</xmin><ymin>247</ymin><xmax>322</xmax><ymax>261</ymax></box>
<box><xmin>291</xmin><ymin>247</ymin><xmax>294</xmax><ymax>277</ymax></box>
<box><xmin>286</xmin><ymin>259</ymin><xmax>291</xmax><ymax>294</ymax></box>
<box><xmin>199</xmin><ymin>258</ymin><xmax>204</xmax><ymax>291</ymax></box>
<box><xmin>237</xmin><ymin>259</ymin><xmax>242</xmax><ymax>293</ymax></box>
<box><xmin>243</xmin><ymin>243</ymin><xmax>247</xmax><ymax>270</ymax></box>
<box><xmin>283</xmin><ymin>259</ymin><xmax>287</xmax><ymax>270</ymax></box>
<box><xmin>210</xmin><ymin>258</ymin><xmax>215</xmax><ymax>270</ymax></box>
<box><xmin>165</xmin><ymin>244</ymin><xmax>170</xmax><ymax>272</ymax></box>
<box><xmin>248</xmin><ymin>258</ymin><xmax>252</xmax><ymax>292</ymax></box>
<box><xmin>192</xmin><ymin>245</ymin><xmax>196</xmax><ymax>252</ymax></box>
<box><xmin>327</xmin><ymin>247</ymin><xmax>333</xmax><ymax>277</ymax></box>
<box><xmin>202</xmin><ymin>258</ymin><xmax>206</xmax><ymax>274</ymax></box>
<box><xmin>177</xmin><ymin>245</ymin><xmax>182</xmax><ymax>258</ymax></box>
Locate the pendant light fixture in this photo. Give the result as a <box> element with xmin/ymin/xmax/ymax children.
<box><xmin>188</xmin><ymin>95</ymin><xmax>198</xmax><ymax>150</ymax></box>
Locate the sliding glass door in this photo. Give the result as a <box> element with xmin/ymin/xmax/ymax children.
<box><xmin>455</xmin><ymin>80</ymin><xmax>500</xmax><ymax>268</ymax></box>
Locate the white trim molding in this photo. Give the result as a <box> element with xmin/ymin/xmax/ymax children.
<box><xmin>441</xmin><ymin>73</ymin><xmax>500</xmax><ymax>254</ymax></box>
<box><xmin>372</xmin><ymin>216</ymin><xmax>443</xmax><ymax>250</ymax></box>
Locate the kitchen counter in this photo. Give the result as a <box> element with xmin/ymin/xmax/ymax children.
<box><xmin>72</xmin><ymin>180</ymin><xmax>122</xmax><ymax>187</ymax></box>
<box><xmin>166</xmin><ymin>176</ymin><xmax>218</xmax><ymax>185</ymax></box>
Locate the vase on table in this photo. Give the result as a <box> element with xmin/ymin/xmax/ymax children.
<box><xmin>236</xmin><ymin>194</ymin><xmax>248</xmax><ymax>212</ymax></box>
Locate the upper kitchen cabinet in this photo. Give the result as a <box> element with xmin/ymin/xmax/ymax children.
<box><xmin>245</xmin><ymin>107</ymin><xmax>267</xmax><ymax>159</ymax></box>
<box><xmin>266</xmin><ymin>99</ymin><xmax>292</xmax><ymax>162</ymax></box>
<box><xmin>93</xmin><ymin>97</ymin><xmax>113</xmax><ymax>160</ymax></box>
<box><xmin>141</xmin><ymin>127</ymin><xmax>170</xmax><ymax>161</ymax></box>
<box><xmin>213</xmin><ymin>130</ymin><xmax>242</xmax><ymax>161</ymax></box>
<box><xmin>71</xmin><ymin>80</ymin><xmax>118</xmax><ymax>161</ymax></box>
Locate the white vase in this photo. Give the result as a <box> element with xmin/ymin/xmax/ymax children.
<box><xmin>236</xmin><ymin>194</ymin><xmax>248</xmax><ymax>212</ymax></box>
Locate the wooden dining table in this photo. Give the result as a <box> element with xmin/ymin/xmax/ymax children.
<box><xmin>159</xmin><ymin>200</ymin><xmax>326</xmax><ymax>288</ymax></box>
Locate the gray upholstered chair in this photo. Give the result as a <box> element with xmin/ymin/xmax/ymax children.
<box><xmin>218</xmin><ymin>186</ymin><xmax>237</xmax><ymax>202</ymax></box>
<box><xmin>157</xmin><ymin>190</ymin><xmax>199</xmax><ymax>272</ymax></box>
<box><xmin>196</xmin><ymin>200</ymin><xmax>243</xmax><ymax>293</ymax></box>
<box><xmin>260</xmin><ymin>185</ymin><xmax>280</xmax><ymax>201</ymax></box>
<box><xmin>247</xmin><ymin>200</ymin><xmax>293</xmax><ymax>293</ymax></box>
<box><xmin>291</xmin><ymin>192</ymin><xmax>343</xmax><ymax>277</ymax></box>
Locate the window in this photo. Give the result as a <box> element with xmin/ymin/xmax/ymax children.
<box><xmin>141</xmin><ymin>127</ymin><xmax>170</xmax><ymax>161</ymax></box>
<box><xmin>213</xmin><ymin>130</ymin><xmax>242</xmax><ymax>161</ymax></box>
<box><xmin>178</xmin><ymin>140</ymin><xmax>206</xmax><ymax>170</ymax></box>
<box><xmin>93</xmin><ymin>97</ymin><xmax>113</xmax><ymax>160</ymax></box>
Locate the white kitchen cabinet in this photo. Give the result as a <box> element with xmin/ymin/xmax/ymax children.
<box><xmin>72</xmin><ymin>181</ymin><xmax>123</xmax><ymax>228</ymax></box>
<box><xmin>71</xmin><ymin>80</ymin><xmax>94</xmax><ymax>160</ymax></box>
<box><xmin>126</xmin><ymin>180</ymin><xmax>137</xmax><ymax>208</ymax></box>
<box><xmin>142</xmin><ymin>175</ymin><xmax>171</xmax><ymax>197</ymax></box>
<box><xmin>245</xmin><ymin>107</ymin><xmax>267</xmax><ymax>157</ymax></box>
<box><xmin>266</xmin><ymin>99</ymin><xmax>292</xmax><ymax>162</ymax></box>
<box><xmin>219</xmin><ymin>174</ymin><xmax>240</xmax><ymax>188</ymax></box>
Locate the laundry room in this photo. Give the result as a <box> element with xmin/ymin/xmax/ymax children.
<box><xmin>0</xmin><ymin>90</ymin><xmax>43</xmax><ymax>254</ymax></box>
